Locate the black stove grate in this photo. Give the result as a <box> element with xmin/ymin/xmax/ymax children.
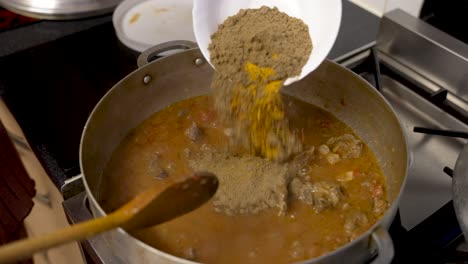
<box><xmin>414</xmin><ymin>127</ymin><xmax>468</xmax><ymax>140</ymax></box>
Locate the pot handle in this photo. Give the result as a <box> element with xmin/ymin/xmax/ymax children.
<box><xmin>370</xmin><ymin>227</ymin><xmax>394</xmax><ymax>264</ymax></box>
<box><xmin>61</xmin><ymin>174</ymin><xmax>84</xmax><ymax>200</ymax></box>
<box><xmin>137</xmin><ymin>40</ymin><xmax>198</xmax><ymax>68</ymax></box>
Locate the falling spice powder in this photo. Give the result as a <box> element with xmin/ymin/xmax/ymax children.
<box><xmin>209</xmin><ymin>6</ymin><xmax>313</xmax><ymax>161</ymax></box>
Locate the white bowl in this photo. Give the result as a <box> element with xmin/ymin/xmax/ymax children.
<box><xmin>113</xmin><ymin>0</ymin><xmax>195</xmax><ymax>53</ymax></box>
<box><xmin>193</xmin><ymin>0</ymin><xmax>342</xmax><ymax>85</ymax></box>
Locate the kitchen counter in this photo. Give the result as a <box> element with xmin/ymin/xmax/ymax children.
<box><xmin>0</xmin><ymin>0</ymin><xmax>379</xmax><ymax>189</ymax></box>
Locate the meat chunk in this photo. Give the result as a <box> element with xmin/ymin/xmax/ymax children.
<box><xmin>327</xmin><ymin>134</ymin><xmax>363</xmax><ymax>159</ymax></box>
<box><xmin>289</xmin><ymin>146</ymin><xmax>315</xmax><ymax>177</ymax></box>
<box><xmin>367</xmin><ymin>178</ymin><xmax>388</xmax><ymax>216</ymax></box>
<box><xmin>223</xmin><ymin>128</ymin><xmax>234</xmax><ymax>137</ymax></box>
<box><xmin>317</xmin><ymin>144</ymin><xmax>330</xmax><ymax>156</ymax></box>
<box><xmin>147</xmin><ymin>153</ymin><xmax>169</xmax><ymax>180</ymax></box>
<box><xmin>185</xmin><ymin>122</ymin><xmax>204</xmax><ymax>142</ymax></box>
<box><xmin>344</xmin><ymin>211</ymin><xmax>369</xmax><ymax>237</ymax></box>
<box><xmin>289</xmin><ymin>178</ymin><xmax>314</xmax><ymax>205</ymax></box>
<box><xmin>289</xmin><ymin>178</ymin><xmax>343</xmax><ymax>212</ymax></box>
<box><xmin>325</xmin><ymin>153</ymin><xmax>340</xmax><ymax>164</ymax></box>
<box><xmin>336</xmin><ymin>171</ymin><xmax>354</xmax><ymax>182</ymax></box>
<box><xmin>312</xmin><ymin>181</ymin><xmax>343</xmax><ymax>211</ymax></box>
<box><xmin>317</xmin><ymin>144</ymin><xmax>342</xmax><ymax>164</ymax></box>
<box><xmin>373</xmin><ymin>198</ymin><xmax>388</xmax><ymax>216</ymax></box>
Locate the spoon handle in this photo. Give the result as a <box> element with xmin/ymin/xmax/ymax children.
<box><xmin>0</xmin><ymin>210</ymin><xmax>130</xmax><ymax>264</ymax></box>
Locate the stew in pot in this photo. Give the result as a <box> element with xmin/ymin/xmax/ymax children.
<box><xmin>99</xmin><ymin>94</ymin><xmax>388</xmax><ymax>263</ymax></box>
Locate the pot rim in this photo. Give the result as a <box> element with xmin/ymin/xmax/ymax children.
<box><xmin>79</xmin><ymin>49</ymin><xmax>410</xmax><ymax>263</ymax></box>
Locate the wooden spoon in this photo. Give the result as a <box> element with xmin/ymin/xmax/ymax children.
<box><xmin>0</xmin><ymin>172</ymin><xmax>218</xmax><ymax>264</ymax></box>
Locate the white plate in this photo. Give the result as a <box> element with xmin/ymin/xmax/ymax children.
<box><xmin>193</xmin><ymin>0</ymin><xmax>342</xmax><ymax>85</ymax></box>
<box><xmin>113</xmin><ymin>0</ymin><xmax>195</xmax><ymax>53</ymax></box>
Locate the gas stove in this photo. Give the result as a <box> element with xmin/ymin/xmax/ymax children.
<box><xmin>342</xmin><ymin>10</ymin><xmax>468</xmax><ymax>263</ymax></box>
<box><xmin>60</xmin><ymin>9</ymin><xmax>468</xmax><ymax>264</ymax></box>
<box><xmin>1</xmin><ymin>2</ymin><xmax>467</xmax><ymax>263</ymax></box>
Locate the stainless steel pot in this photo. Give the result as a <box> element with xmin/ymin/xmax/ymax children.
<box><xmin>79</xmin><ymin>41</ymin><xmax>409</xmax><ymax>264</ymax></box>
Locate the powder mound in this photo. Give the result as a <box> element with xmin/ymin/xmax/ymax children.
<box><xmin>188</xmin><ymin>149</ymin><xmax>290</xmax><ymax>215</ymax></box>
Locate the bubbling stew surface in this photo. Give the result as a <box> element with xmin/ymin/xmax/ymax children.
<box><xmin>99</xmin><ymin>95</ymin><xmax>388</xmax><ymax>263</ymax></box>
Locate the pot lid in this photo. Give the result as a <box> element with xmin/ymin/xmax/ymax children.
<box><xmin>0</xmin><ymin>0</ymin><xmax>120</xmax><ymax>20</ymax></box>
<box><xmin>112</xmin><ymin>0</ymin><xmax>195</xmax><ymax>53</ymax></box>
<box><xmin>453</xmin><ymin>143</ymin><xmax>468</xmax><ymax>239</ymax></box>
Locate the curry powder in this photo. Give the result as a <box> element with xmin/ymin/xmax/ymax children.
<box><xmin>209</xmin><ymin>6</ymin><xmax>312</xmax><ymax>161</ymax></box>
